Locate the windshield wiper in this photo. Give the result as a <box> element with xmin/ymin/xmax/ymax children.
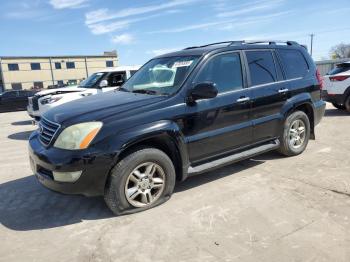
<box><xmin>132</xmin><ymin>89</ymin><xmax>157</xmax><ymax>95</ymax></box>
<box><xmin>117</xmin><ymin>87</ymin><xmax>130</xmax><ymax>92</ymax></box>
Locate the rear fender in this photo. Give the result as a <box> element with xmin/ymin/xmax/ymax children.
<box><xmin>280</xmin><ymin>93</ymin><xmax>315</xmax><ymax>138</ymax></box>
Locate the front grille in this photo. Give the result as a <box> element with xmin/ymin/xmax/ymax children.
<box><xmin>32</xmin><ymin>96</ymin><xmax>39</xmax><ymax>111</ymax></box>
<box><xmin>38</xmin><ymin>117</ymin><xmax>60</xmax><ymax>146</ymax></box>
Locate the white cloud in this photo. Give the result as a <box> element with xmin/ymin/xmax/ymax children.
<box><xmin>149</xmin><ymin>11</ymin><xmax>291</xmax><ymax>33</ymax></box>
<box><xmin>217</xmin><ymin>0</ymin><xmax>285</xmax><ymax>18</ymax></box>
<box><xmin>49</xmin><ymin>0</ymin><xmax>88</xmax><ymax>9</ymax></box>
<box><xmin>88</xmin><ymin>20</ymin><xmax>132</xmax><ymax>35</ymax></box>
<box><xmin>111</xmin><ymin>34</ymin><xmax>135</xmax><ymax>44</ymax></box>
<box><xmin>87</xmin><ymin>12</ymin><xmax>164</xmax><ymax>35</ymax></box>
<box><xmin>85</xmin><ymin>0</ymin><xmax>201</xmax><ymax>25</ymax></box>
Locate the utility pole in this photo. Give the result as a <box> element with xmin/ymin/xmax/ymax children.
<box><xmin>309</xmin><ymin>33</ymin><xmax>314</xmax><ymax>57</ymax></box>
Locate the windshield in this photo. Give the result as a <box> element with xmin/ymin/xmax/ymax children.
<box><xmin>122</xmin><ymin>56</ymin><xmax>200</xmax><ymax>95</ymax></box>
<box><xmin>328</xmin><ymin>63</ymin><xmax>350</xmax><ymax>75</ymax></box>
<box><xmin>79</xmin><ymin>72</ymin><xmax>105</xmax><ymax>88</ymax></box>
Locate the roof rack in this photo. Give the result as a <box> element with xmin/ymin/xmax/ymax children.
<box><xmin>183</xmin><ymin>40</ymin><xmax>299</xmax><ymax>50</ymax></box>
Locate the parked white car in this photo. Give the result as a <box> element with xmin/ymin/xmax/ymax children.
<box><xmin>27</xmin><ymin>66</ymin><xmax>140</xmax><ymax>120</ymax></box>
<box><xmin>322</xmin><ymin>61</ymin><xmax>350</xmax><ymax>112</ymax></box>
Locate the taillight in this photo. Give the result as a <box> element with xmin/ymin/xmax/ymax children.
<box><xmin>316</xmin><ymin>69</ymin><xmax>323</xmax><ymax>89</ymax></box>
<box><xmin>329</xmin><ymin>75</ymin><xmax>350</xmax><ymax>82</ymax></box>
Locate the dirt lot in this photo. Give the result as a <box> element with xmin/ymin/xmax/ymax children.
<box><xmin>0</xmin><ymin>105</ymin><xmax>349</xmax><ymax>262</ymax></box>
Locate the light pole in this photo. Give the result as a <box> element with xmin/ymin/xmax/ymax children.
<box><xmin>309</xmin><ymin>33</ymin><xmax>314</xmax><ymax>57</ymax></box>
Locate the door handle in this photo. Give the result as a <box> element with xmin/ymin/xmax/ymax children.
<box><xmin>278</xmin><ymin>88</ymin><xmax>289</xmax><ymax>93</ymax></box>
<box><xmin>237</xmin><ymin>97</ymin><xmax>250</xmax><ymax>103</ymax></box>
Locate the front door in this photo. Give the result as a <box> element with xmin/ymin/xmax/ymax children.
<box><xmin>104</xmin><ymin>72</ymin><xmax>127</xmax><ymax>92</ymax></box>
<box><xmin>184</xmin><ymin>52</ymin><xmax>252</xmax><ymax>164</ymax></box>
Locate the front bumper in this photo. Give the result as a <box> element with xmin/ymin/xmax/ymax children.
<box><xmin>28</xmin><ymin>132</ymin><xmax>115</xmax><ymax>196</ymax></box>
<box><xmin>27</xmin><ymin>106</ymin><xmax>41</xmax><ymax>120</ymax></box>
<box><xmin>321</xmin><ymin>90</ymin><xmax>344</xmax><ymax>105</ymax></box>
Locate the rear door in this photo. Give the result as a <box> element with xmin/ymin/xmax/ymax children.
<box><xmin>185</xmin><ymin>51</ymin><xmax>252</xmax><ymax>163</ymax></box>
<box><xmin>246</xmin><ymin>50</ymin><xmax>289</xmax><ymax>142</ymax></box>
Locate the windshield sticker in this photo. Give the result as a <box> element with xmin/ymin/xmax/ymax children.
<box><xmin>172</xmin><ymin>61</ymin><xmax>193</xmax><ymax>68</ymax></box>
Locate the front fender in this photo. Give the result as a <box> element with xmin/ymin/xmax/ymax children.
<box><xmin>107</xmin><ymin>120</ymin><xmax>189</xmax><ymax>180</ymax></box>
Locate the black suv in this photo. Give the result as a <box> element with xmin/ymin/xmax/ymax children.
<box><xmin>29</xmin><ymin>40</ymin><xmax>325</xmax><ymax>215</ymax></box>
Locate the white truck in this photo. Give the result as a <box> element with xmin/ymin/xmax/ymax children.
<box><xmin>27</xmin><ymin>66</ymin><xmax>140</xmax><ymax>121</ymax></box>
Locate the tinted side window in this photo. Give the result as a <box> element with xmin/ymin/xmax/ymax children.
<box><xmin>196</xmin><ymin>53</ymin><xmax>243</xmax><ymax>93</ymax></box>
<box><xmin>328</xmin><ymin>63</ymin><xmax>350</xmax><ymax>75</ymax></box>
<box><xmin>11</xmin><ymin>83</ymin><xmax>22</xmax><ymax>90</ymax></box>
<box><xmin>106</xmin><ymin>61</ymin><xmax>114</xmax><ymax>67</ymax></box>
<box><xmin>8</xmin><ymin>64</ymin><xmax>19</xmax><ymax>71</ymax></box>
<box><xmin>246</xmin><ymin>51</ymin><xmax>277</xmax><ymax>86</ymax></box>
<box><xmin>109</xmin><ymin>72</ymin><xmax>126</xmax><ymax>87</ymax></box>
<box><xmin>3</xmin><ymin>91</ymin><xmax>17</xmax><ymax>98</ymax></box>
<box><xmin>278</xmin><ymin>49</ymin><xmax>309</xmax><ymax>79</ymax></box>
<box><xmin>55</xmin><ymin>62</ymin><xmax>62</xmax><ymax>69</ymax></box>
<box><xmin>66</xmin><ymin>62</ymin><xmax>75</xmax><ymax>69</ymax></box>
<box><xmin>31</xmin><ymin>63</ymin><xmax>41</xmax><ymax>70</ymax></box>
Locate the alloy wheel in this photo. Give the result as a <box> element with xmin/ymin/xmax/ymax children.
<box><xmin>288</xmin><ymin>119</ymin><xmax>306</xmax><ymax>149</ymax></box>
<box><xmin>124</xmin><ymin>162</ymin><xmax>166</xmax><ymax>208</ymax></box>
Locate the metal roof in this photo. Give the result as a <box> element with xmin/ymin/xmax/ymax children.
<box><xmin>155</xmin><ymin>40</ymin><xmax>303</xmax><ymax>58</ymax></box>
<box><xmin>0</xmin><ymin>54</ymin><xmax>117</xmax><ymax>59</ymax></box>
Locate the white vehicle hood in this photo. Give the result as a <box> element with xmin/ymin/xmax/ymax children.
<box><xmin>35</xmin><ymin>86</ymin><xmax>88</xmax><ymax>96</ymax></box>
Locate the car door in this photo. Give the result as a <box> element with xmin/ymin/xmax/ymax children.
<box><xmin>0</xmin><ymin>91</ymin><xmax>17</xmax><ymax>111</ymax></box>
<box><xmin>104</xmin><ymin>71</ymin><xmax>127</xmax><ymax>92</ymax></box>
<box><xmin>184</xmin><ymin>51</ymin><xmax>252</xmax><ymax>163</ymax></box>
<box><xmin>17</xmin><ymin>91</ymin><xmax>29</xmax><ymax>109</ymax></box>
<box><xmin>246</xmin><ymin>50</ymin><xmax>289</xmax><ymax>142</ymax></box>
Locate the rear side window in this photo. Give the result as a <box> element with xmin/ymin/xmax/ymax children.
<box><xmin>278</xmin><ymin>49</ymin><xmax>309</xmax><ymax>79</ymax></box>
<box><xmin>196</xmin><ymin>53</ymin><xmax>243</xmax><ymax>93</ymax></box>
<box><xmin>246</xmin><ymin>51</ymin><xmax>277</xmax><ymax>86</ymax></box>
<box><xmin>328</xmin><ymin>63</ymin><xmax>350</xmax><ymax>75</ymax></box>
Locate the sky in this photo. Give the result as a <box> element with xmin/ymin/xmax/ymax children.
<box><xmin>0</xmin><ymin>0</ymin><xmax>349</xmax><ymax>65</ymax></box>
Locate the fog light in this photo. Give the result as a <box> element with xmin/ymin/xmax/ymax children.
<box><xmin>52</xmin><ymin>171</ymin><xmax>82</xmax><ymax>182</ymax></box>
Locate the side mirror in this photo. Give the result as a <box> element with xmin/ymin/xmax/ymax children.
<box><xmin>116</xmin><ymin>80</ymin><xmax>125</xmax><ymax>86</ymax></box>
<box><xmin>188</xmin><ymin>82</ymin><xmax>218</xmax><ymax>102</ymax></box>
<box><xmin>99</xmin><ymin>79</ymin><xmax>108</xmax><ymax>88</ymax></box>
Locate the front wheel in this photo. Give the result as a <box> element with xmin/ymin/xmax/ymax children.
<box><xmin>278</xmin><ymin>111</ymin><xmax>310</xmax><ymax>156</ymax></box>
<box><xmin>104</xmin><ymin>148</ymin><xmax>176</xmax><ymax>216</ymax></box>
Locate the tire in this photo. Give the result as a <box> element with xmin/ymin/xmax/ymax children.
<box><xmin>278</xmin><ymin>111</ymin><xmax>310</xmax><ymax>156</ymax></box>
<box><xmin>104</xmin><ymin>148</ymin><xmax>176</xmax><ymax>216</ymax></box>
<box><xmin>345</xmin><ymin>96</ymin><xmax>350</xmax><ymax>113</ymax></box>
<box><xmin>332</xmin><ymin>102</ymin><xmax>346</xmax><ymax>110</ymax></box>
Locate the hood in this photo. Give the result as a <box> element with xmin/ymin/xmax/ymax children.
<box><xmin>35</xmin><ymin>86</ymin><xmax>87</xmax><ymax>96</ymax></box>
<box><xmin>44</xmin><ymin>90</ymin><xmax>167</xmax><ymax>124</ymax></box>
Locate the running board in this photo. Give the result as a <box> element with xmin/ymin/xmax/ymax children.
<box><xmin>188</xmin><ymin>139</ymin><xmax>280</xmax><ymax>176</ymax></box>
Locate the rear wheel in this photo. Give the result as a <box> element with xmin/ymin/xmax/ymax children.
<box><xmin>104</xmin><ymin>148</ymin><xmax>176</xmax><ymax>216</ymax></box>
<box><xmin>345</xmin><ymin>96</ymin><xmax>350</xmax><ymax>113</ymax></box>
<box><xmin>332</xmin><ymin>102</ymin><xmax>346</xmax><ymax>110</ymax></box>
<box><xmin>278</xmin><ymin>111</ymin><xmax>310</xmax><ymax>156</ymax></box>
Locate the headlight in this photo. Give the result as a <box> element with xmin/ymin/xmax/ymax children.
<box><xmin>54</xmin><ymin>122</ymin><xmax>103</xmax><ymax>150</ymax></box>
<box><xmin>41</xmin><ymin>96</ymin><xmax>62</xmax><ymax>105</ymax></box>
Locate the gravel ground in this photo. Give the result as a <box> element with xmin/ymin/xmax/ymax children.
<box><xmin>0</xmin><ymin>104</ymin><xmax>349</xmax><ymax>262</ymax></box>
